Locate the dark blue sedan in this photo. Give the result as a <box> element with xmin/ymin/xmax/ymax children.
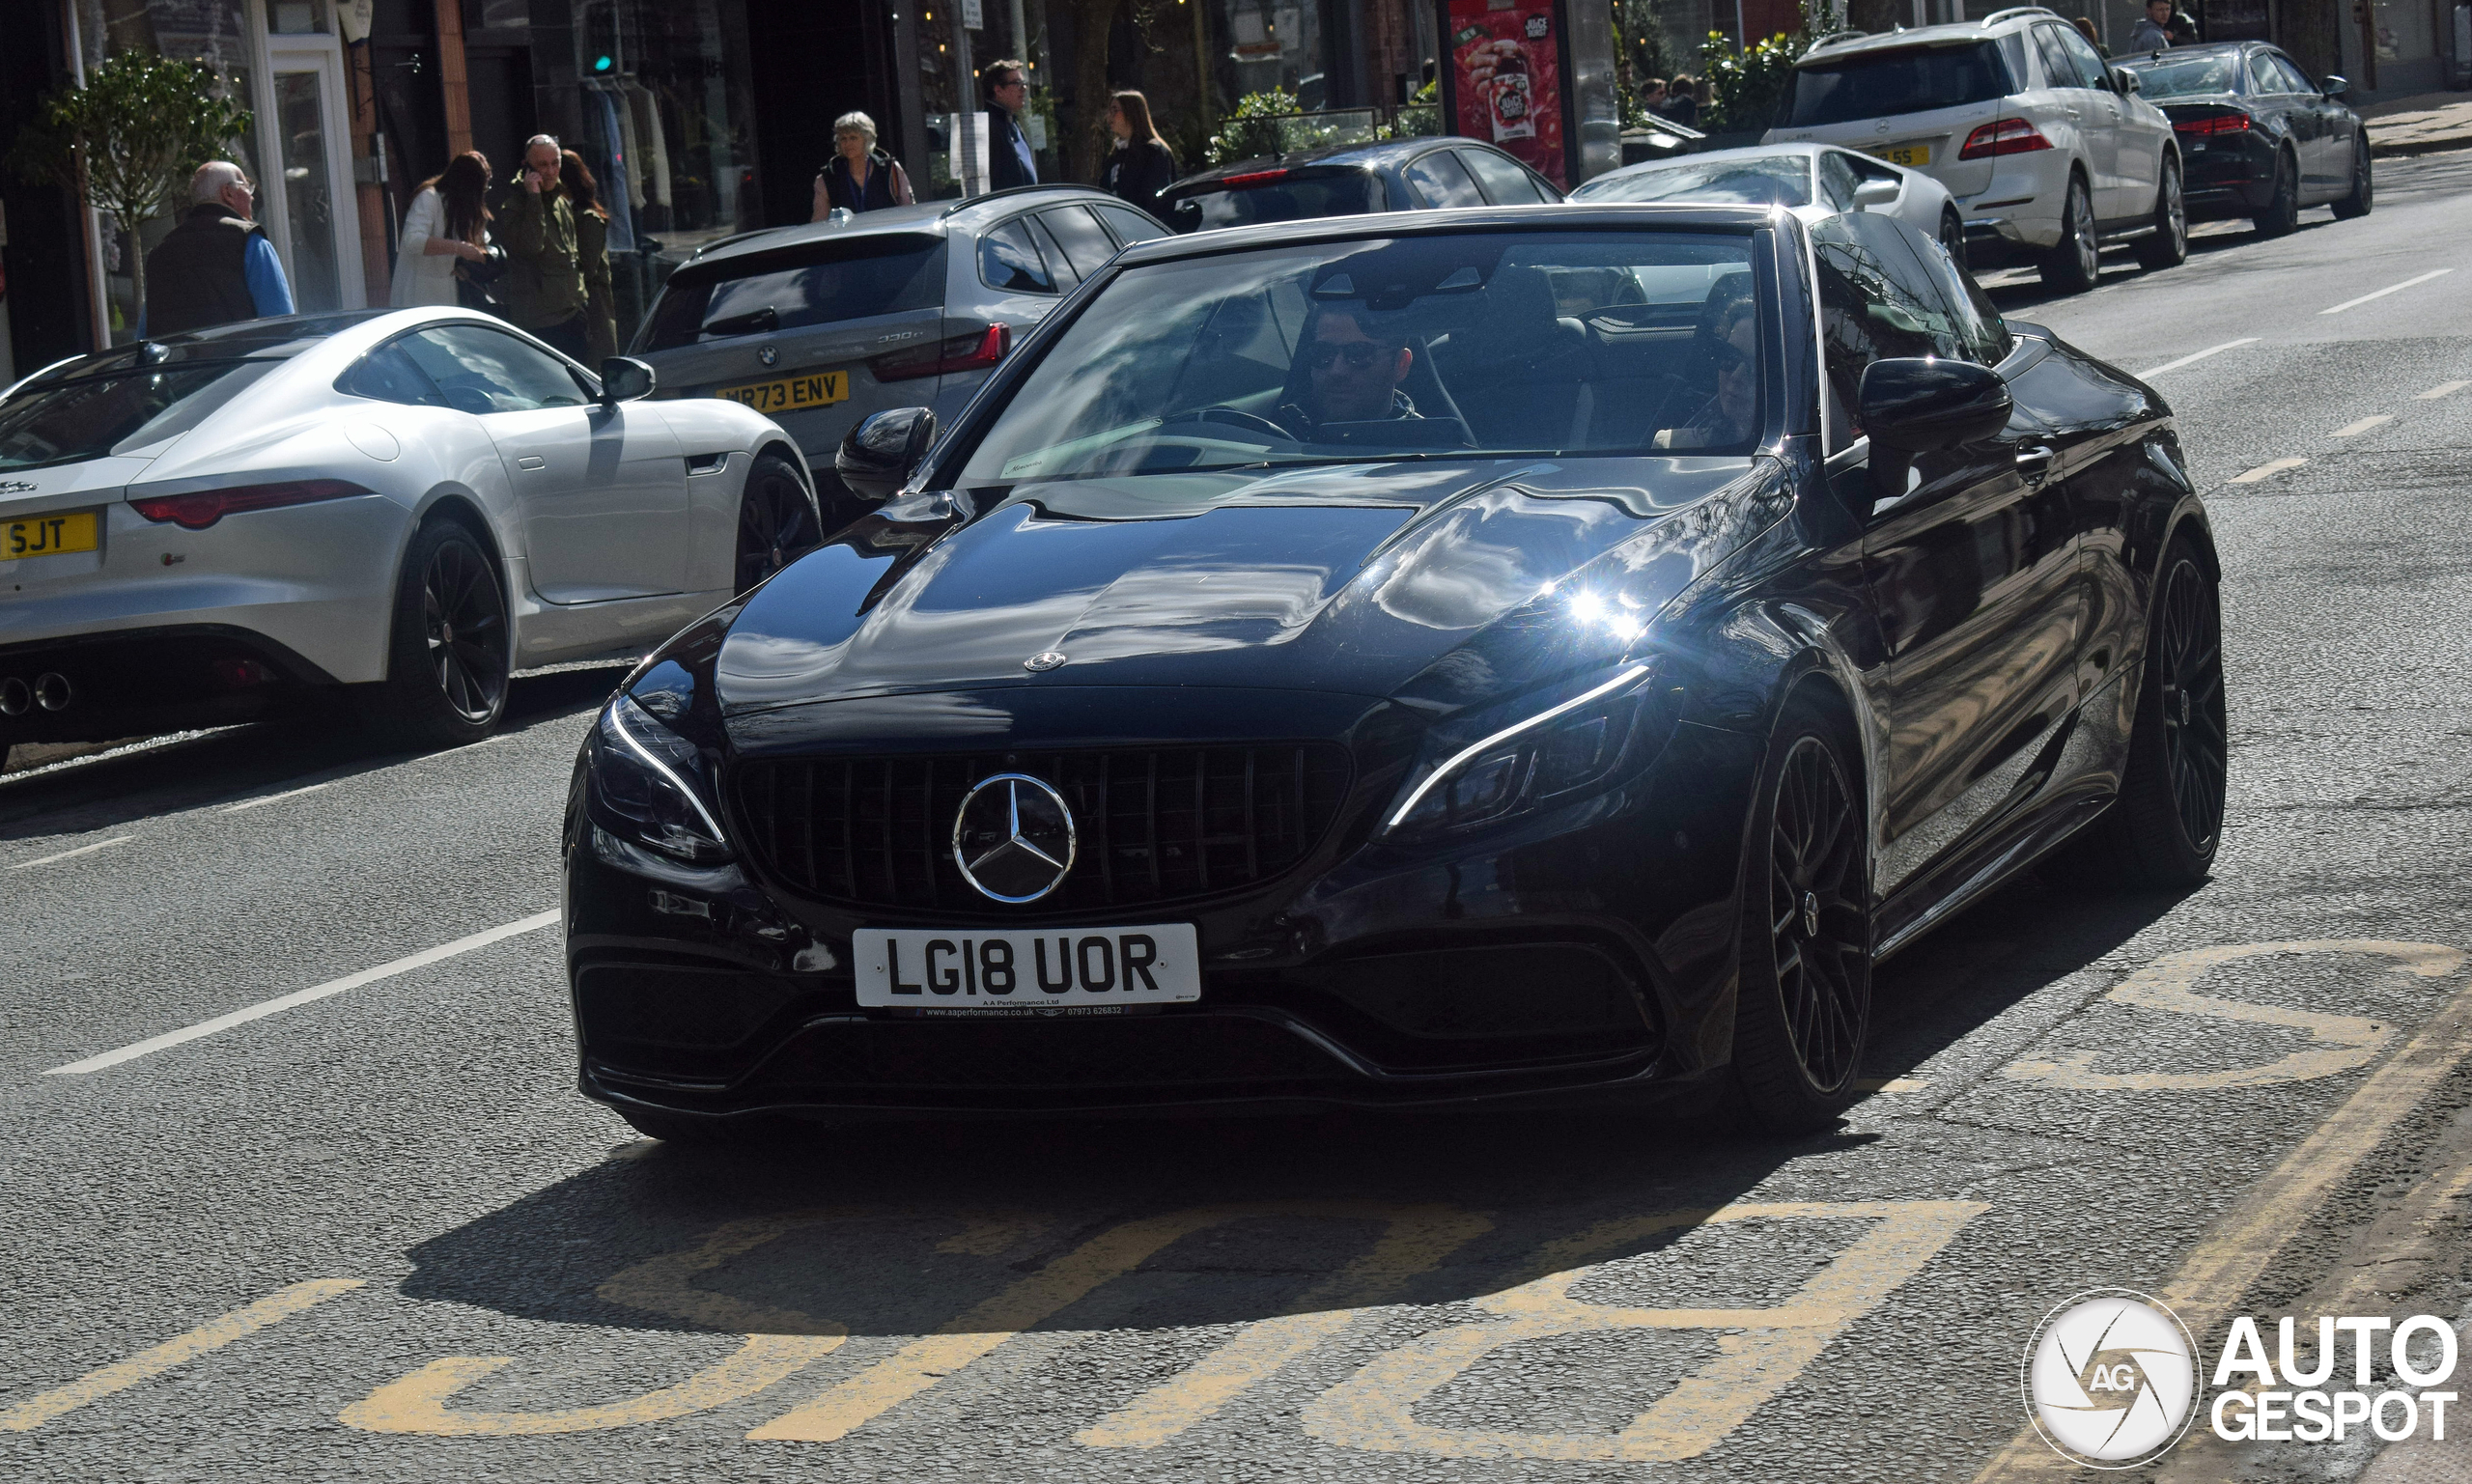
<box><xmin>2119</xmin><ymin>42</ymin><xmax>2371</xmax><ymax>236</ymax></box>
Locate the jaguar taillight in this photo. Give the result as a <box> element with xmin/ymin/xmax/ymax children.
<box><xmin>128</xmin><ymin>479</ymin><xmax>370</xmax><ymax>531</ymax></box>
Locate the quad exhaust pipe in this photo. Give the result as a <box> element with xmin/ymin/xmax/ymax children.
<box><xmin>0</xmin><ymin>673</ymin><xmax>70</xmax><ymax>716</ymax></box>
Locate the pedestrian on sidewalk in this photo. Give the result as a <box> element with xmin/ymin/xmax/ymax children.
<box><xmin>983</xmin><ymin>60</ymin><xmax>1038</xmax><ymax>191</ymax></box>
<box><xmin>559</xmin><ymin>150</ymin><xmax>618</xmax><ymax>365</ymax></box>
<box><xmin>142</xmin><ymin>161</ymin><xmax>294</xmax><ymax>337</ymax></box>
<box><xmin>1102</xmin><ymin>91</ymin><xmax>1178</xmax><ymax>217</ymax></box>
<box><xmin>1639</xmin><ymin>76</ymin><xmax>1669</xmax><ymax>117</ymax></box>
<box><xmin>813</xmin><ymin>112</ymin><xmax>915</xmax><ymax>219</ymax></box>
<box><xmin>1663</xmin><ymin>74</ymin><xmax>1702</xmax><ymax>128</ymax></box>
<box><xmin>391</xmin><ymin>151</ymin><xmax>493</xmax><ymax>308</ymax></box>
<box><xmin>2073</xmin><ymin>16</ymin><xmax>2111</xmax><ymax>57</ymax></box>
<box><xmin>2128</xmin><ymin>0</ymin><xmax>2174</xmax><ymax>51</ymax></box>
<box><xmin>489</xmin><ymin>133</ymin><xmax>591</xmax><ymax>360</ymax></box>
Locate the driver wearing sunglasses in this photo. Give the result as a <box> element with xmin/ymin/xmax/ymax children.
<box><xmin>1274</xmin><ymin>305</ymin><xmax>1422</xmax><ymax>437</ymax></box>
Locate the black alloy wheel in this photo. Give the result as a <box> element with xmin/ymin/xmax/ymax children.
<box><xmin>2255</xmin><ymin>150</ymin><xmax>2301</xmax><ymax>237</ymax></box>
<box><xmin>2332</xmin><ymin>133</ymin><xmax>2374</xmax><ymax>219</ymax></box>
<box><xmin>1733</xmin><ymin>697</ymin><xmax>1872</xmax><ymax>1134</ymax></box>
<box><xmin>736</xmin><ymin>451</ymin><xmax>824</xmax><ymax>595</ymax></box>
<box><xmin>369</xmin><ymin>516</ymin><xmax>509</xmax><ymax>748</ymax></box>
<box><xmin>2135</xmin><ymin>155</ymin><xmax>2189</xmax><ymax>269</ymax></box>
<box><xmin>2060</xmin><ymin>539</ymin><xmax>2227</xmax><ymax>889</ymax></box>
<box><xmin>2040</xmin><ymin>175</ymin><xmax>2100</xmax><ymax>294</ymax></box>
<box><xmin>1940</xmin><ymin>206</ymin><xmax>1969</xmax><ymax>273</ymax></box>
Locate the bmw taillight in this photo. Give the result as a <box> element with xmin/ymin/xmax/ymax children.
<box><xmin>869</xmin><ymin>323</ymin><xmax>1010</xmax><ymax>382</ymax></box>
<box><xmin>1960</xmin><ymin>120</ymin><xmax>2054</xmax><ymax>159</ymax></box>
<box><xmin>128</xmin><ymin>479</ymin><xmax>370</xmax><ymax>531</ymax></box>
<box><xmin>2172</xmin><ymin>112</ymin><xmax>2252</xmax><ymax>135</ymax></box>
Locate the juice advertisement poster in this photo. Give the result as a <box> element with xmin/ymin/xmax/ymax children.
<box><xmin>1446</xmin><ymin>0</ymin><xmax>1564</xmax><ymax>184</ymax></box>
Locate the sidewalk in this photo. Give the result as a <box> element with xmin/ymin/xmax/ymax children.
<box><xmin>2359</xmin><ymin>91</ymin><xmax>2472</xmax><ymax>156</ymax></box>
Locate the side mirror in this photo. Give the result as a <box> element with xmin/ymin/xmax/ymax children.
<box><xmin>2114</xmin><ymin>68</ymin><xmax>2143</xmax><ymax>95</ymax></box>
<box><xmin>1859</xmin><ymin>357</ymin><xmax>2011</xmax><ymax>453</ymax></box>
<box><xmin>836</xmin><ymin>406</ymin><xmax>937</xmax><ymax>503</ymax></box>
<box><xmin>1851</xmin><ymin>177</ymin><xmax>1899</xmax><ymax>209</ymax></box>
<box><xmin>599</xmin><ymin>356</ymin><xmax>655</xmax><ymax>404</ymax></box>
<box><xmin>2320</xmin><ymin>74</ymin><xmax>2349</xmax><ymax>98</ymax></box>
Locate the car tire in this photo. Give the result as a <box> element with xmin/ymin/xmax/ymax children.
<box><xmin>2134</xmin><ymin>154</ymin><xmax>2189</xmax><ymax>269</ymax></box>
<box><xmin>1731</xmin><ymin>691</ymin><xmax>1872</xmax><ymax>1135</ymax></box>
<box><xmin>2332</xmin><ymin>133</ymin><xmax>2374</xmax><ymax>219</ymax></box>
<box><xmin>2254</xmin><ymin>149</ymin><xmax>2300</xmax><ymax>237</ymax></box>
<box><xmin>1939</xmin><ymin>206</ymin><xmax>1969</xmax><ymax>273</ymax></box>
<box><xmin>366</xmin><ymin>515</ymin><xmax>509</xmax><ymax>749</ymax></box>
<box><xmin>2037</xmin><ymin>174</ymin><xmax>2100</xmax><ymax>294</ymax></box>
<box><xmin>735</xmin><ymin>450</ymin><xmax>825</xmax><ymax>596</ymax></box>
<box><xmin>2063</xmin><ymin>539</ymin><xmax>2227</xmax><ymax>889</ymax></box>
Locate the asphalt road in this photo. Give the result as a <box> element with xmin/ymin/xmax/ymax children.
<box><xmin>8</xmin><ymin>159</ymin><xmax>2472</xmax><ymax>1482</ymax></box>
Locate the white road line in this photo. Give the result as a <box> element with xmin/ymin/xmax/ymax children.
<box><xmin>2132</xmin><ymin>337</ymin><xmax>2260</xmax><ymax>378</ymax></box>
<box><xmin>2330</xmin><ymin>414</ymin><xmax>2394</xmax><ymax>437</ymax></box>
<box><xmin>2418</xmin><ymin>380</ymin><xmax>2470</xmax><ymax>400</ymax></box>
<box><xmin>2319</xmin><ymin>268</ymin><xmax>2453</xmax><ymax>316</ymax></box>
<box><xmin>43</xmin><ymin>910</ymin><xmax>561</xmax><ymax>1076</ymax></box>
<box><xmin>2230</xmin><ymin>457</ymin><xmax>2309</xmax><ymax>485</ymax></box>
<box><xmin>222</xmin><ymin>781</ymin><xmax>333</xmax><ymax>814</ymax></box>
<box><xmin>11</xmin><ymin>835</ymin><xmax>135</xmax><ymax>870</ymax></box>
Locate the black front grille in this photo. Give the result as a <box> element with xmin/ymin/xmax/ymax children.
<box><xmin>734</xmin><ymin>744</ymin><xmax>1353</xmax><ymax>911</ymax></box>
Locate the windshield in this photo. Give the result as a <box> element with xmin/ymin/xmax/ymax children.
<box><xmin>1783</xmin><ymin>42</ymin><xmax>2019</xmax><ymax>126</ymax></box>
<box><xmin>0</xmin><ymin>361</ymin><xmax>275</xmax><ymax>471</ymax></box>
<box><xmin>959</xmin><ymin>231</ymin><xmax>1764</xmax><ymax>486</ymax></box>
<box><xmin>1573</xmin><ymin>155</ymin><xmax>1813</xmax><ymax>207</ymax></box>
<box><xmin>2121</xmin><ymin>53</ymin><xmax>2247</xmax><ymax>96</ymax></box>
<box><xmin>639</xmin><ymin>235</ymin><xmax>948</xmax><ymax>351</ymax></box>
<box><xmin>1166</xmin><ymin>171</ymin><xmax>1386</xmax><ymax>235</ymax></box>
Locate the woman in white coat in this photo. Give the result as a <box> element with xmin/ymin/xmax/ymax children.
<box><xmin>391</xmin><ymin>151</ymin><xmax>494</xmax><ymax>307</ymax></box>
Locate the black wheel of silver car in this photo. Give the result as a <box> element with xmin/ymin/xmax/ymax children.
<box><xmin>2332</xmin><ymin>133</ymin><xmax>2374</xmax><ymax>219</ymax></box>
<box><xmin>2135</xmin><ymin>154</ymin><xmax>2189</xmax><ymax>269</ymax></box>
<box><xmin>1939</xmin><ymin>206</ymin><xmax>1969</xmax><ymax>273</ymax></box>
<box><xmin>1733</xmin><ymin>694</ymin><xmax>1871</xmax><ymax>1134</ymax></box>
<box><xmin>371</xmin><ymin>516</ymin><xmax>508</xmax><ymax>748</ymax></box>
<box><xmin>2063</xmin><ymin>539</ymin><xmax>2226</xmax><ymax>890</ymax></box>
<box><xmin>2255</xmin><ymin>149</ymin><xmax>2301</xmax><ymax>237</ymax></box>
<box><xmin>735</xmin><ymin>451</ymin><xmax>823</xmax><ymax>595</ymax></box>
<box><xmin>2038</xmin><ymin>174</ymin><xmax>2100</xmax><ymax>294</ymax></box>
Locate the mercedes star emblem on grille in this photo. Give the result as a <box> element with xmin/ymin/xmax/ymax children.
<box><xmin>758</xmin><ymin>345</ymin><xmax>778</xmax><ymax>367</ymax></box>
<box><xmin>0</xmin><ymin>481</ymin><xmax>34</xmax><ymax>494</ymax></box>
<box><xmin>953</xmin><ymin>773</ymin><xmax>1078</xmax><ymax>903</ymax></box>
<box><xmin>1024</xmin><ymin>650</ymin><xmax>1068</xmax><ymax>672</ymax></box>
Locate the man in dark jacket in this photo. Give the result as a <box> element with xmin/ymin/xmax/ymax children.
<box><xmin>142</xmin><ymin>161</ymin><xmax>295</xmax><ymax>337</ymax></box>
<box><xmin>983</xmin><ymin>60</ymin><xmax>1038</xmax><ymax>191</ymax></box>
<box><xmin>487</xmin><ymin>133</ymin><xmax>591</xmax><ymax>358</ymax></box>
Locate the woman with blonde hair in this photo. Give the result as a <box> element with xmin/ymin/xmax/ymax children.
<box><xmin>1102</xmin><ymin>90</ymin><xmax>1177</xmax><ymax>217</ymax></box>
<box><xmin>813</xmin><ymin>112</ymin><xmax>914</xmax><ymax>218</ymax></box>
<box><xmin>392</xmin><ymin>151</ymin><xmax>492</xmax><ymax>307</ymax></box>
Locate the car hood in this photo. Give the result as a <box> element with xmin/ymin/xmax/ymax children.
<box><xmin>707</xmin><ymin>456</ymin><xmax>1790</xmax><ymax>732</ymax></box>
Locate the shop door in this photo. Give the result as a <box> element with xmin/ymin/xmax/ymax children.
<box><xmin>264</xmin><ymin>39</ymin><xmax>364</xmax><ymax>312</ymax></box>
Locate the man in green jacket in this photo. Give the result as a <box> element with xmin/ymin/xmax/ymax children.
<box><xmin>490</xmin><ymin>133</ymin><xmax>591</xmax><ymax>359</ymax></box>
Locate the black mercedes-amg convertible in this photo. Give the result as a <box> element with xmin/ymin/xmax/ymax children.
<box><xmin>562</xmin><ymin>203</ymin><xmax>2225</xmax><ymax>1138</ymax></box>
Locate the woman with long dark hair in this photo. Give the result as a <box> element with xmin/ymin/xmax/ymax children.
<box><xmin>559</xmin><ymin>149</ymin><xmax>618</xmax><ymax>364</ymax></box>
<box><xmin>392</xmin><ymin>151</ymin><xmax>492</xmax><ymax>307</ymax></box>
<box><xmin>1102</xmin><ymin>90</ymin><xmax>1177</xmax><ymax>218</ymax></box>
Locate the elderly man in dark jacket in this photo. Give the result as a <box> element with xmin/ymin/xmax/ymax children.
<box><xmin>488</xmin><ymin>133</ymin><xmax>591</xmax><ymax>359</ymax></box>
<box><xmin>143</xmin><ymin>161</ymin><xmax>295</xmax><ymax>336</ymax></box>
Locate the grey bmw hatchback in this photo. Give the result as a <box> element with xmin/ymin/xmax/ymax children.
<box><xmin>631</xmin><ymin>185</ymin><xmax>1169</xmax><ymax>528</ymax></box>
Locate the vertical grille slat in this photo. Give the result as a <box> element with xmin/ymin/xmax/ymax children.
<box><xmin>736</xmin><ymin>744</ymin><xmax>1348</xmax><ymax>912</ymax></box>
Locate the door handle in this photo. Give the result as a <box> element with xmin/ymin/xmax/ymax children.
<box><xmin>518</xmin><ymin>456</ymin><xmax>548</xmax><ymax>470</ymax></box>
<box><xmin>2015</xmin><ymin>445</ymin><xmax>2056</xmax><ymax>483</ymax></box>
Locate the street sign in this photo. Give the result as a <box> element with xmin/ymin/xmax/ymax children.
<box><xmin>963</xmin><ymin>0</ymin><xmax>984</xmax><ymax>28</ymax></box>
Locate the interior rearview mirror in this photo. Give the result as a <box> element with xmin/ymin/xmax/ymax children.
<box><xmin>1851</xmin><ymin>178</ymin><xmax>1899</xmax><ymax>209</ymax></box>
<box><xmin>1859</xmin><ymin>357</ymin><xmax>2011</xmax><ymax>454</ymax></box>
<box><xmin>837</xmin><ymin>406</ymin><xmax>938</xmax><ymax>503</ymax></box>
<box><xmin>598</xmin><ymin>356</ymin><xmax>655</xmax><ymax>404</ymax></box>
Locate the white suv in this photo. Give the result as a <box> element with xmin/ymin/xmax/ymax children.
<box><xmin>1763</xmin><ymin>6</ymin><xmax>2182</xmax><ymax>292</ymax></box>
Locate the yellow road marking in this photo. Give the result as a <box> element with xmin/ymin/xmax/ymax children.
<box><xmin>1301</xmin><ymin>1200</ymin><xmax>1987</xmax><ymax>1462</ymax></box>
<box><xmin>2229</xmin><ymin>457</ymin><xmax>2307</xmax><ymax>484</ymax></box>
<box><xmin>0</xmin><ymin>1278</ymin><xmax>362</xmax><ymax>1432</ymax></box>
<box><xmin>1079</xmin><ymin>1204</ymin><xmax>1491</xmax><ymax>1448</ymax></box>
<box><xmin>2416</xmin><ymin>379</ymin><xmax>2469</xmax><ymax>400</ymax></box>
<box><xmin>1971</xmin><ymin>951</ymin><xmax>2472</xmax><ymax>1482</ymax></box>
<box><xmin>2330</xmin><ymin>414</ymin><xmax>2394</xmax><ymax>437</ymax></box>
<box><xmin>2005</xmin><ymin>940</ymin><xmax>2462</xmax><ymax>1090</ymax></box>
<box><xmin>340</xmin><ymin>1337</ymin><xmax>841</xmax><ymax>1437</ymax></box>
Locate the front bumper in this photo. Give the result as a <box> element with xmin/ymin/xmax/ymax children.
<box><xmin>564</xmin><ymin>719</ymin><xmax>1762</xmax><ymax>1119</ymax></box>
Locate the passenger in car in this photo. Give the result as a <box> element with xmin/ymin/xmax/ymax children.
<box><xmin>1274</xmin><ymin>305</ymin><xmax>1422</xmax><ymax>435</ymax></box>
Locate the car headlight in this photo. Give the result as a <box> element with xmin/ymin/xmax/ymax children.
<box><xmin>1380</xmin><ymin>662</ymin><xmax>1667</xmax><ymax>839</ymax></box>
<box><xmin>585</xmin><ymin>694</ymin><xmax>733</xmax><ymax>863</ymax></box>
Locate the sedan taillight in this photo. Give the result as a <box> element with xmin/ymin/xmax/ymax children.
<box><xmin>1960</xmin><ymin>119</ymin><xmax>2054</xmax><ymax>159</ymax></box>
<box><xmin>129</xmin><ymin>479</ymin><xmax>370</xmax><ymax>531</ymax></box>
<box><xmin>869</xmin><ymin>323</ymin><xmax>1010</xmax><ymax>382</ymax></box>
<box><xmin>2172</xmin><ymin>112</ymin><xmax>2252</xmax><ymax>135</ymax></box>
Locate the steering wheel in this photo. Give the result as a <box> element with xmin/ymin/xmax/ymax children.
<box><xmin>1157</xmin><ymin>406</ymin><xmax>1297</xmax><ymax>442</ymax></box>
